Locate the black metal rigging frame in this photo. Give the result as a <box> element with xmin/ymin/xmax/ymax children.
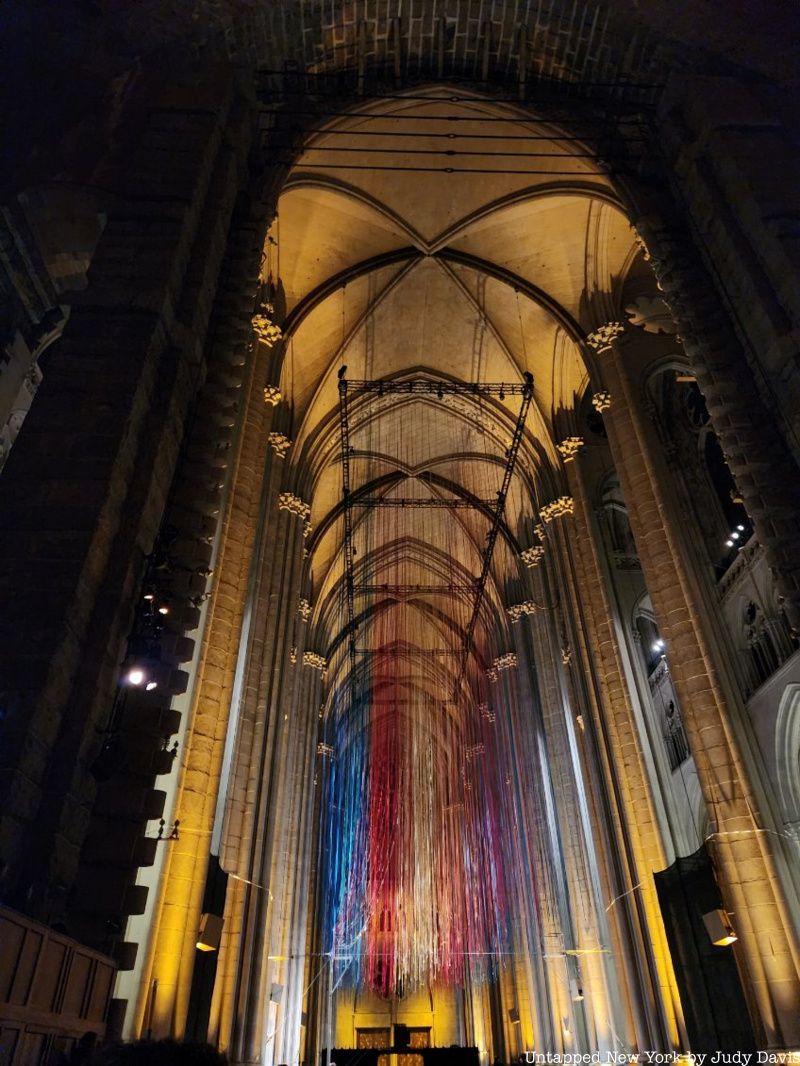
<box><xmin>337</xmin><ymin>372</ymin><xmax>533</xmax><ymax>706</ymax></box>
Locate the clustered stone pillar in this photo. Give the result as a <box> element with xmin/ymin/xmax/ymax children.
<box><xmin>132</xmin><ymin>203</ymin><xmax>274</xmax><ymax>1037</ymax></box>
<box><xmin>503</xmin><ymin>501</ymin><xmax>669</xmax><ymax>1056</ymax></box>
<box><xmin>0</xmin><ymin>71</ymin><xmax>253</xmax><ymax>930</ymax></box>
<box><xmin>205</xmin><ymin>465</ymin><xmax>318</xmax><ymax>1065</ymax></box>
<box><xmin>635</xmin><ymin>216</ymin><xmax>800</xmax><ymax>637</ymax></box>
<box><xmin>492</xmin><ymin>627</ymin><xmax>560</xmax><ymax>1052</ymax></box>
<box><xmin>598</xmin><ymin>324</ymin><xmax>800</xmax><ymax>1047</ymax></box>
<box><xmin>526</xmin><ymin>498</ymin><xmax>685</xmax><ymax>1052</ymax></box>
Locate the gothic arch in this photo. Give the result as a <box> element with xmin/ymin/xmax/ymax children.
<box><xmin>775</xmin><ymin>684</ymin><xmax>800</xmax><ymax>825</ymax></box>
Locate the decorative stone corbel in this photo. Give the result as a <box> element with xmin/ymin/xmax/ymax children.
<box><xmin>540</xmin><ymin>496</ymin><xmax>574</xmax><ymax>522</ymax></box>
<box><xmin>494</xmin><ymin>652</ymin><xmax>518</xmax><ymax>672</ymax></box>
<box><xmin>586</xmin><ymin>321</ymin><xmax>625</xmax><ymax>354</ymax></box>
<box><xmin>633</xmin><ymin>232</ymin><xmax>651</xmax><ymax>262</ymax></box>
<box><xmin>520</xmin><ymin>544</ymin><xmax>545</xmax><ymax>568</ymax></box>
<box><xmin>268</xmin><ymin>432</ymin><xmax>292</xmax><ymax>457</ymax></box>
<box><xmin>278</xmin><ymin>492</ymin><xmax>311</xmax><ymax>521</ymax></box>
<box><xmin>252</xmin><ymin>303</ymin><xmax>283</xmax><ymax>347</ymax></box>
<box><xmin>303</xmin><ymin>651</ymin><xmax>327</xmax><ymax>672</ymax></box>
<box><xmin>556</xmin><ymin>436</ymin><xmax>584</xmax><ymax>463</ymax></box>
<box><xmin>507</xmin><ymin>600</ymin><xmax>538</xmax><ymax>622</ymax></box>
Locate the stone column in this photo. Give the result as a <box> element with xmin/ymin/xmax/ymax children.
<box><xmin>634</xmin><ymin>217</ymin><xmax>800</xmax><ymax>636</ymax></box>
<box><xmin>0</xmin><ymin>71</ymin><xmax>250</xmax><ymax>923</ymax></box>
<box><xmin>512</xmin><ymin>576</ymin><xmax>651</xmax><ymax>1056</ymax></box>
<box><xmin>211</xmin><ymin>474</ymin><xmax>312</xmax><ymax>1064</ymax></box>
<box><xmin>652</xmin><ymin>74</ymin><xmax>800</xmax><ymax>454</ymax></box>
<box><xmin>270</xmin><ymin>660</ymin><xmax>324</xmax><ymax>1066</ymax></box>
<box><xmin>523</xmin><ymin>516</ymin><xmax>683</xmax><ymax>1051</ymax></box>
<box><xmin>131</xmin><ymin>224</ymin><xmax>276</xmax><ymax>1036</ymax></box>
<box><xmin>599</xmin><ymin>326</ymin><xmax>800</xmax><ymax>1047</ymax></box>
<box><xmin>490</xmin><ymin>642</ymin><xmax>558</xmax><ymax>1052</ymax></box>
<box><xmin>562</xmin><ymin>457</ymin><xmax>688</xmax><ymax>1047</ymax></box>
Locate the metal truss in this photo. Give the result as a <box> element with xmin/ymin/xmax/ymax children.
<box><xmin>354</xmin><ymin>584</ymin><xmax>477</xmax><ymax>595</ymax></box>
<box><xmin>354</xmin><ymin>648</ymin><xmax>459</xmax><ymax>657</ymax></box>
<box><xmin>338</xmin><ymin>371</ymin><xmax>533</xmax><ymax>706</ymax></box>
<box><xmin>345</xmin><ymin>379</ymin><xmax>532</xmax><ymax>397</ymax></box>
<box><xmin>351</xmin><ymin>497</ymin><xmax>495</xmax><ymax>509</ymax></box>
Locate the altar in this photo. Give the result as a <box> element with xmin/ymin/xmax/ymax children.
<box><xmin>322</xmin><ymin>1047</ymin><xmax>480</xmax><ymax>1065</ymax></box>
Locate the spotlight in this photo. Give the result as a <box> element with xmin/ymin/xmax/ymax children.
<box><xmin>651</xmin><ymin>643</ymin><xmax>661</xmax><ymax>654</ymax></box>
<box><xmin>702</xmin><ymin>909</ymin><xmax>737</xmax><ymax>946</ymax></box>
<box><xmin>143</xmin><ymin>592</ymin><xmax>154</xmax><ymax>601</ymax></box>
<box><xmin>737</xmin><ymin>524</ymin><xmax>745</xmax><ymax>531</ymax></box>
<box><xmin>731</xmin><ymin>531</ymin><xmax>740</xmax><ymax>540</ymax></box>
<box><xmin>725</xmin><ymin>539</ymin><xmax>734</xmax><ymax>547</ymax></box>
<box><xmin>196</xmin><ymin>912</ymin><xmax>223</xmax><ymax>953</ymax></box>
<box><xmin>146</xmin><ymin>681</ymin><xmax>158</xmax><ymax>692</ymax></box>
<box><xmin>157</xmin><ymin>605</ymin><xmax>170</xmax><ymax>616</ymax></box>
<box><xmin>126</xmin><ymin>668</ymin><xmax>146</xmax><ymax>686</ymax></box>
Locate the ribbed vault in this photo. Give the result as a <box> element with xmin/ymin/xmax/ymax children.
<box><xmin>265</xmin><ymin>85</ymin><xmax>639</xmax><ymax>996</ymax></box>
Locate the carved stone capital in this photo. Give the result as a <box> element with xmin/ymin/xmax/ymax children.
<box><xmin>625</xmin><ymin>295</ymin><xmax>678</xmax><ymax>335</ymax></box>
<box><xmin>298</xmin><ymin>598</ymin><xmax>311</xmax><ymax>622</ymax></box>
<box><xmin>633</xmin><ymin>232</ymin><xmax>651</xmax><ymax>262</ymax></box>
<box><xmin>303</xmin><ymin>650</ymin><xmax>327</xmax><ymax>672</ymax></box>
<box><xmin>507</xmin><ymin>600</ymin><xmax>538</xmax><ymax>623</ymax></box>
<box><xmin>540</xmin><ymin>496</ymin><xmax>574</xmax><ymax>522</ymax></box>
<box><xmin>520</xmin><ymin>544</ymin><xmax>545</xmax><ymax>568</ymax></box>
<box><xmin>263</xmin><ymin>384</ymin><xmax>282</xmax><ymax>407</ymax></box>
<box><xmin>268</xmin><ymin>431</ymin><xmax>292</xmax><ymax>457</ymax></box>
<box><xmin>252</xmin><ymin>303</ymin><xmax>283</xmax><ymax>347</ymax></box>
<box><xmin>494</xmin><ymin>651</ymin><xmax>518</xmax><ymax>672</ymax></box>
<box><xmin>556</xmin><ymin>436</ymin><xmax>584</xmax><ymax>463</ymax></box>
<box><xmin>586</xmin><ymin>321</ymin><xmax>625</xmax><ymax>354</ymax></box>
<box><xmin>278</xmin><ymin>491</ymin><xmax>311</xmax><ymax>522</ymax></box>
<box><xmin>591</xmin><ymin>391</ymin><xmax>612</xmax><ymax>413</ymax></box>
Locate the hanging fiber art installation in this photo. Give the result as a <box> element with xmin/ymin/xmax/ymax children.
<box><xmin>318</xmin><ymin>376</ymin><xmax>536</xmax><ymax>998</ymax></box>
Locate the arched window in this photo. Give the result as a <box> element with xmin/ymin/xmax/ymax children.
<box><xmin>598</xmin><ymin>474</ymin><xmax>639</xmax><ymax>570</ymax></box>
<box><xmin>648</xmin><ymin>370</ymin><xmax>750</xmax><ymax>573</ymax></box>
<box><xmin>635</xmin><ymin>604</ymin><xmax>690</xmax><ymax>771</ymax></box>
<box><xmin>743</xmin><ymin>600</ymin><xmax>781</xmax><ymax>688</ymax></box>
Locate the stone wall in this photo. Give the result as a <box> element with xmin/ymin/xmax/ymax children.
<box><xmin>0</xmin><ymin>71</ymin><xmax>256</xmax><ymax>954</ymax></box>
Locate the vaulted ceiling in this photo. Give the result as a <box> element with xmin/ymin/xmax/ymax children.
<box><xmin>272</xmin><ymin>88</ymin><xmax>639</xmax><ymax>712</ymax></box>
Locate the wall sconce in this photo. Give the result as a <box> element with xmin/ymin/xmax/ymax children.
<box><xmin>702</xmin><ymin>909</ymin><xmax>737</xmax><ymax>946</ymax></box>
<box><xmin>196</xmin><ymin>912</ymin><xmax>223</xmax><ymax>952</ymax></box>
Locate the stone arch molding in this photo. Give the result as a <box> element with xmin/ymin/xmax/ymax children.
<box><xmin>775</xmin><ymin>683</ymin><xmax>800</xmax><ymax>825</ymax></box>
